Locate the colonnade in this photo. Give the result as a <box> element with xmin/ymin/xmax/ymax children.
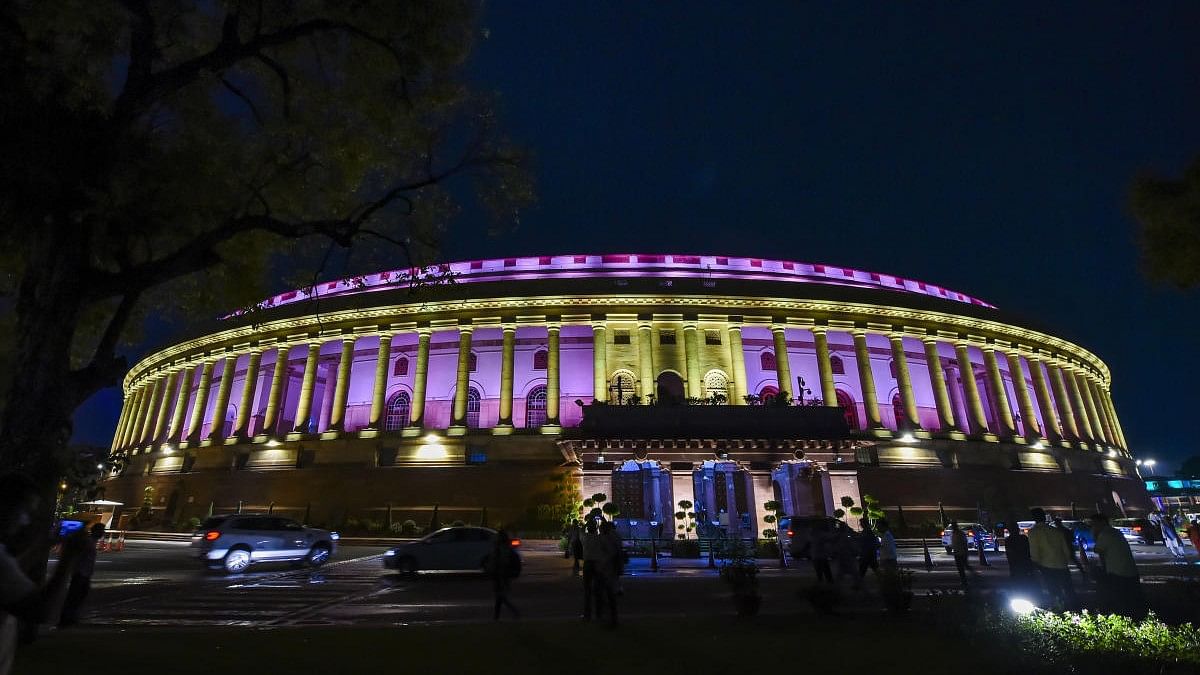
<box><xmin>111</xmin><ymin>317</ymin><xmax>1128</xmax><ymax>455</ymax></box>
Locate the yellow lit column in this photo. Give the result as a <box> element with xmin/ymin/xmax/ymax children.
<box><xmin>1075</xmin><ymin>370</ymin><xmax>1107</xmax><ymax>444</ymax></box>
<box><xmin>1061</xmin><ymin>365</ymin><xmax>1094</xmax><ymax>442</ymax></box>
<box><xmin>852</xmin><ymin>330</ymin><xmax>883</xmax><ymax>428</ymax></box>
<box><xmin>545</xmin><ymin>325</ymin><xmax>561</xmax><ymax>425</ymax></box>
<box><xmin>592</xmin><ymin>323</ymin><xmax>607</xmax><ymax>402</ymax></box>
<box><xmin>451</xmin><ymin>327</ymin><xmax>474</xmax><ymax>427</ymax></box>
<box><xmin>292</xmin><ymin>344</ymin><xmax>321</xmax><ymax>433</ymax></box>
<box><xmin>328</xmin><ymin>339</ymin><xmax>355</xmax><ymax>432</ymax></box>
<box><xmin>684</xmin><ymin>323</ymin><xmax>703</xmax><ymax>398</ymax></box>
<box><xmin>1047</xmin><ymin>363</ymin><xmax>1080</xmax><ymax>440</ymax></box>
<box><xmin>233</xmin><ymin>350</ymin><xmax>263</xmax><ymax>438</ymax></box>
<box><xmin>923</xmin><ymin>338</ymin><xmax>956</xmax><ymax>431</ymax></box>
<box><xmin>186</xmin><ymin>360</ymin><xmax>214</xmax><ymax>442</ymax></box>
<box><xmin>261</xmin><ymin>348</ymin><xmax>289</xmax><ymax>435</ymax></box>
<box><xmin>497</xmin><ymin>326</ymin><xmax>516</xmax><ymax>427</ymax></box>
<box><xmin>1100</xmin><ymin>389</ymin><xmax>1128</xmax><ymax>448</ymax></box>
<box><xmin>1086</xmin><ymin>378</ymin><xmax>1115</xmax><ymax>446</ymax></box>
<box><xmin>410</xmin><ymin>330</ymin><xmax>432</xmax><ymax>427</ymax></box>
<box><xmin>727</xmin><ymin>324</ymin><xmax>748</xmax><ymax>404</ymax></box>
<box><xmin>151</xmin><ymin>370</ymin><xmax>179</xmax><ymax>443</ymax></box>
<box><xmin>367</xmin><ymin>334</ymin><xmax>393</xmax><ymax>429</ymax></box>
<box><xmin>889</xmin><ymin>333</ymin><xmax>920</xmax><ymax>429</ymax></box>
<box><xmin>166</xmin><ymin>366</ymin><xmax>194</xmax><ymax>442</ymax></box>
<box><xmin>637</xmin><ymin>322</ymin><xmax>655</xmax><ymax>400</ymax></box>
<box><xmin>131</xmin><ymin>383</ymin><xmax>155</xmax><ymax>446</ymax></box>
<box><xmin>110</xmin><ymin>395</ymin><xmax>132</xmax><ymax>452</ymax></box>
<box><xmin>207</xmin><ymin>355</ymin><xmax>237</xmax><ymax>439</ymax></box>
<box><xmin>954</xmin><ymin>343</ymin><xmax>989</xmax><ymax>435</ymax></box>
<box><xmin>116</xmin><ymin>387</ymin><xmax>144</xmax><ymax>449</ymax></box>
<box><xmin>137</xmin><ymin>377</ymin><xmax>163</xmax><ymax>444</ymax></box>
<box><xmin>982</xmin><ymin>347</ymin><xmax>1016</xmax><ymax>436</ymax></box>
<box><xmin>1006</xmin><ymin>352</ymin><xmax>1041</xmax><ymax>439</ymax></box>
<box><xmin>1027</xmin><ymin>356</ymin><xmax>1060</xmax><ymax>439</ymax></box>
<box><xmin>771</xmin><ymin>326</ymin><xmax>794</xmax><ymax>400</ymax></box>
<box><xmin>812</xmin><ymin>328</ymin><xmax>837</xmax><ymax>407</ymax></box>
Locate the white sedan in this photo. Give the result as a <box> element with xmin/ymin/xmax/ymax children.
<box><xmin>383</xmin><ymin>526</ymin><xmax>515</xmax><ymax>573</ymax></box>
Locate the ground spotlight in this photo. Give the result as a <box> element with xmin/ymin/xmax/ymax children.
<box><xmin>898</xmin><ymin>432</ymin><xmax>916</xmax><ymax>443</ymax></box>
<box><xmin>1009</xmin><ymin>598</ymin><xmax>1037</xmax><ymax>616</ymax></box>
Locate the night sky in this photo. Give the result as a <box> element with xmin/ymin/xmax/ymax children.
<box><xmin>73</xmin><ymin>3</ymin><xmax>1200</xmax><ymax>470</ymax></box>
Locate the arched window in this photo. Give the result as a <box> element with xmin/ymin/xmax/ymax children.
<box><xmin>760</xmin><ymin>351</ymin><xmax>777</xmax><ymax>370</ymax></box>
<box><xmin>892</xmin><ymin>392</ymin><xmax>907</xmax><ymax>430</ymax></box>
<box><xmin>525</xmin><ymin>386</ymin><xmax>548</xmax><ymax>428</ymax></box>
<box><xmin>609</xmin><ymin>370</ymin><xmax>637</xmax><ymax>404</ymax></box>
<box><xmin>466</xmin><ymin>387</ymin><xmax>481</xmax><ymax>428</ymax></box>
<box><xmin>384</xmin><ymin>391</ymin><xmax>411</xmax><ymax>431</ymax></box>
<box><xmin>467</xmin><ymin>352</ymin><xmax>478</xmax><ymax>372</ymax></box>
<box><xmin>835</xmin><ymin>389</ymin><xmax>859</xmax><ymax>430</ymax></box>
<box><xmin>533</xmin><ymin>349</ymin><xmax>548</xmax><ymax>370</ymax></box>
<box><xmin>703</xmin><ymin>370</ymin><xmax>729</xmax><ymax>401</ymax></box>
<box><xmin>759</xmin><ymin>385</ymin><xmax>780</xmax><ymax>405</ymax></box>
<box><xmin>830</xmin><ymin>355</ymin><xmax>845</xmax><ymax>375</ymax></box>
<box><xmin>393</xmin><ymin>356</ymin><xmax>409</xmax><ymax>377</ymax></box>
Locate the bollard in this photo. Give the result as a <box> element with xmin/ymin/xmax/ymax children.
<box><xmin>115</xmin><ymin>532</ymin><xmax>126</xmax><ymax>552</ymax></box>
<box><xmin>922</xmin><ymin>536</ymin><xmax>934</xmax><ymax>571</ymax></box>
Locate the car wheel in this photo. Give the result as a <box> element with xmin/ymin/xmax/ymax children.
<box><xmin>945</xmin><ymin>547</ymin><xmax>953</xmax><ymax>554</ymax></box>
<box><xmin>223</xmin><ymin>547</ymin><xmax>252</xmax><ymax>574</ymax></box>
<box><xmin>307</xmin><ymin>544</ymin><xmax>332</xmax><ymax>567</ymax></box>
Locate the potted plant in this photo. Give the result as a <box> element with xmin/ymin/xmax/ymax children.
<box><xmin>717</xmin><ymin>538</ymin><xmax>761</xmax><ymax>616</ymax></box>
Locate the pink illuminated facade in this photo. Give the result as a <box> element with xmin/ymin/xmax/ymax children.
<box><xmin>102</xmin><ymin>254</ymin><xmax>1149</xmax><ymax>533</ymax></box>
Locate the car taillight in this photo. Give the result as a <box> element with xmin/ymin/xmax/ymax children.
<box><xmin>204</xmin><ymin>531</ymin><xmax>221</xmax><ymax>541</ymax></box>
<box><xmin>786</xmin><ymin>530</ymin><xmax>794</xmax><ymax>537</ymax></box>
<box><xmin>966</xmin><ymin>530</ymin><xmax>974</xmax><ymax>537</ymax></box>
<box><xmin>1133</xmin><ymin>526</ymin><xmax>1141</xmax><ymax>532</ymax></box>
<box><xmin>510</xmin><ymin>539</ymin><xmax>521</xmax><ymax>547</ymax></box>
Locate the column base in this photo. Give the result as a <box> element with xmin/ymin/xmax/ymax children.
<box><xmin>401</xmin><ymin>427</ymin><xmax>423</xmax><ymax>438</ymax></box>
<box><xmin>868</xmin><ymin>428</ymin><xmax>893</xmax><ymax>440</ymax></box>
<box><xmin>357</xmin><ymin>428</ymin><xmax>381</xmax><ymax>439</ymax></box>
<box><xmin>318</xmin><ymin>430</ymin><xmax>340</xmax><ymax>440</ymax></box>
<box><xmin>539</xmin><ymin>424</ymin><xmax>563</xmax><ymax>435</ymax></box>
<box><xmin>447</xmin><ymin>425</ymin><xmax>467</xmax><ymax>437</ymax></box>
<box><xmin>492</xmin><ymin>424</ymin><xmax>515</xmax><ymax>436</ymax></box>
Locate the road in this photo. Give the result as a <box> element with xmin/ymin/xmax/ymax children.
<box><xmin>66</xmin><ymin>537</ymin><xmax>1200</xmax><ymax>627</ymax></box>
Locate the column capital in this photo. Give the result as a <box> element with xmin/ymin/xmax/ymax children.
<box><xmin>546</xmin><ymin>323</ymin><xmax>561</xmax><ymax>333</ymax></box>
<box><xmin>457</xmin><ymin>325</ymin><xmax>475</xmax><ymax>336</ymax></box>
<box><xmin>637</xmin><ymin>321</ymin><xmax>653</xmax><ymax>331</ymax></box>
<box><xmin>850</xmin><ymin>328</ymin><xmax>869</xmax><ymax>339</ymax></box>
<box><xmin>591</xmin><ymin>321</ymin><xmax>607</xmax><ymax>330</ymax></box>
<box><xmin>683</xmin><ymin>322</ymin><xmax>699</xmax><ymax>331</ymax></box>
<box><xmin>888</xmin><ymin>331</ymin><xmax>906</xmax><ymax>342</ymax></box>
<box><xmin>501</xmin><ymin>324</ymin><xmax>517</xmax><ymax>334</ymax></box>
<box><xmin>810</xmin><ymin>326</ymin><xmax>828</xmax><ymax>337</ymax></box>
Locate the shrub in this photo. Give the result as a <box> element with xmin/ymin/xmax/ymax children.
<box><xmin>451</xmin><ymin>519</ymin><xmax>466</xmax><ymax>527</ymax></box>
<box><xmin>755</xmin><ymin>540</ymin><xmax>780</xmax><ymax>559</ymax></box>
<box><xmin>389</xmin><ymin>521</ymin><xmax>404</xmax><ymax>534</ymax></box>
<box><xmin>400</xmin><ymin>520</ymin><xmax>419</xmax><ymax>536</ymax></box>
<box><xmin>364</xmin><ymin>519</ymin><xmax>384</xmax><ymax>533</ymax></box>
<box><xmin>671</xmin><ymin>539</ymin><xmax>701</xmax><ymax>558</ymax></box>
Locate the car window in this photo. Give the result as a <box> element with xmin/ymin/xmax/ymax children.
<box><xmin>200</xmin><ymin>517</ymin><xmax>228</xmax><ymax>529</ymax></box>
<box><xmin>425</xmin><ymin>529</ymin><xmax>456</xmax><ymax>544</ymax></box>
<box><xmin>278</xmin><ymin>519</ymin><xmax>305</xmax><ymax>531</ymax></box>
<box><xmin>466</xmin><ymin>529</ymin><xmax>493</xmax><ymax>542</ymax></box>
<box><xmin>230</xmin><ymin>517</ymin><xmax>267</xmax><ymax>531</ymax></box>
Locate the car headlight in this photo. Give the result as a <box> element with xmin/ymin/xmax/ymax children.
<box><xmin>384</xmin><ymin>550</ymin><xmax>396</xmax><ymax>556</ymax></box>
<box><xmin>330</xmin><ymin>532</ymin><xmax>340</xmax><ymax>541</ymax></box>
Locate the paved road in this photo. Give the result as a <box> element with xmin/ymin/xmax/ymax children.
<box><xmin>73</xmin><ymin>539</ymin><xmax>1200</xmax><ymax>627</ymax></box>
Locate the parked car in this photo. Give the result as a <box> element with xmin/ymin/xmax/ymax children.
<box><xmin>1057</xmin><ymin>520</ymin><xmax>1095</xmax><ymax>552</ymax></box>
<box><xmin>1112</xmin><ymin>517</ymin><xmax>1161</xmax><ymax>545</ymax></box>
<box><xmin>384</xmin><ymin>526</ymin><xmax>517</xmax><ymax>574</ymax></box>
<box><xmin>191</xmin><ymin>515</ymin><xmax>338</xmax><ymax>574</ymax></box>
<box><xmin>779</xmin><ymin>516</ymin><xmax>840</xmax><ymax>560</ymax></box>
<box><xmin>940</xmin><ymin>523</ymin><xmax>998</xmax><ymax>553</ymax></box>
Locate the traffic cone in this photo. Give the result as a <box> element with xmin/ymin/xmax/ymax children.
<box><xmin>114</xmin><ymin>532</ymin><xmax>126</xmax><ymax>552</ymax></box>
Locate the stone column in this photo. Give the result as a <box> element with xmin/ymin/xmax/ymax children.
<box><xmin>116</xmin><ymin>387</ymin><xmax>144</xmax><ymax>449</ymax></box>
<box><xmin>1027</xmin><ymin>356</ymin><xmax>1060</xmax><ymax>439</ymax></box>
<box><xmin>207</xmin><ymin>355</ymin><xmax>237</xmax><ymax>439</ymax></box>
<box><xmin>292</xmin><ymin>344</ymin><xmax>321</xmax><ymax>433</ymax></box>
<box><xmin>410</xmin><ymin>330</ymin><xmax>432</xmax><ymax>427</ymax></box>
<box><xmin>497</xmin><ymin>326</ymin><xmax>516</xmax><ymax>427</ymax></box>
<box><xmin>852</xmin><ymin>330</ymin><xmax>883</xmax><ymax>428</ymax></box>
<box><xmin>592</xmin><ymin>323</ymin><xmax>607</xmax><ymax>402</ymax></box>
<box><xmin>1100</xmin><ymin>389</ymin><xmax>1128</xmax><ymax>448</ymax></box>
<box><xmin>1006</xmin><ymin>352</ymin><xmax>1041</xmax><ymax>438</ymax></box>
<box><xmin>546</xmin><ymin>325</ymin><xmax>561</xmax><ymax>425</ymax></box>
<box><xmin>261</xmin><ymin>348</ymin><xmax>290</xmax><ymax>434</ymax></box>
<box><xmin>1048</xmin><ymin>363</ymin><xmax>1080</xmax><ymax>439</ymax></box>
<box><xmin>982</xmin><ymin>347</ymin><xmax>1016</xmax><ymax>436</ymax></box>
<box><xmin>771</xmin><ymin>326</ymin><xmax>794</xmax><ymax>400</ymax></box>
<box><xmin>1085</xmin><ymin>378</ymin><xmax>1114</xmax><ymax>445</ymax></box>
<box><xmin>167</xmin><ymin>366</ymin><xmax>195</xmax><ymax>442</ymax></box>
<box><xmin>329</xmin><ymin>339</ymin><xmax>355</xmax><ymax>431</ymax></box>
<box><xmin>889</xmin><ymin>333</ymin><xmax>921</xmax><ymax>429</ymax></box>
<box><xmin>451</xmin><ymin>327</ymin><xmax>474</xmax><ymax>427</ymax></box>
<box><xmin>134</xmin><ymin>382</ymin><xmax>157</xmax><ymax>445</ymax></box>
<box><xmin>1061</xmin><ymin>365</ymin><xmax>1094</xmax><ymax>441</ymax></box>
<box><xmin>186</xmin><ymin>360</ymin><xmax>215</xmax><ymax>442</ymax></box>
<box><xmin>637</xmin><ymin>322</ymin><xmax>655</xmax><ymax>400</ymax></box>
<box><xmin>684</xmin><ymin>323</ymin><xmax>703</xmax><ymax>398</ymax></box>
<box><xmin>233</xmin><ymin>351</ymin><xmax>263</xmax><ymax>438</ymax></box>
<box><xmin>727</xmin><ymin>324</ymin><xmax>748</xmax><ymax>404</ymax></box>
<box><xmin>1075</xmin><ymin>370</ymin><xmax>1107</xmax><ymax>443</ymax></box>
<box><xmin>923</xmin><ymin>338</ymin><xmax>956</xmax><ymax>431</ymax></box>
<box><xmin>954</xmin><ymin>343</ymin><xmax>989</xmax><ymax>434</ymax></box>
<box><xmin>110</xmin><ymin>395</ymin><xmax>132</xmax><ymax>451</ymax></box>
<box><xmin>812</xmin><ymin>328</ymin><xmax>837</xmax><ymax>407</ymax></box>
<box><xmin>151</xmin><ymin>370</ymin><xmax>179</xmax><ymax>442</ymax></box>
<box><xmin>367</xmin><ymin>334</ymin><xmax>393</xmax><ymax>429</ymax></box>
<box><xmin>137</xmin><ymin>377</ymin><xmax>163</xmax><ymax>444</ymax></box>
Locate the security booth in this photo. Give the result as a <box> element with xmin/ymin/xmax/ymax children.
<box><xmin>609</xmin><ymin>459</ymin><xmax>675</xmax><ymax>540</ymax></box>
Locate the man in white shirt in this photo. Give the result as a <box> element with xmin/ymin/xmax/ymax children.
<box><xmin>1026</xmin><ymin>508</ymin><xmax>1077</xmax><ymax>609</ymax></box>
<box><xmin>877</xmin><ymin>519</ymin><xmax>898</xmax><ymax>572</ymax></box>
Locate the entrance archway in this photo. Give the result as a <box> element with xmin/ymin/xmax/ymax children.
<box><xmin>656</xmin><ymin>371</ymin><xmax>685</xmax><ymax>405</ymax></box>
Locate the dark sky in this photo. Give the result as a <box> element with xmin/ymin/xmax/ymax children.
<box><xmin>73</xmin><ymin>3</ymin><xmax>1200</xmax><ymax>470</ymax></box>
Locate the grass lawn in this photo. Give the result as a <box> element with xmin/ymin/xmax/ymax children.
<box><xmin>16</xmin><ymin>613</ymin><xmax>1008</xmax><ymax>675</ymax></box>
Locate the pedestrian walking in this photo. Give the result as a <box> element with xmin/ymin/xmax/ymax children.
<box><xmin>1088</xmin><ymin>514</ymin><xmax>1146</xmax><ymax>617</ymax></box>
<box><xmin>877</xmin><ymin>519</ymin><xmax>898</xmax><ymax>572</ymax></box>
<box><xmin>1159</xmin><ymin>514</ymin><xmax>1186</xmax><ymax>558</ymax></box>
<box><xmin>567</xmin><ymin>519</ymin><xmax>583</xmax><ymax>575</ymax></box>
<box><xmin>487</xmin><ymin>529</ymin><xmax>521</xmax><ymax>620</ymax></box>
<box><xmin>832</xmin><ymin>523</ymin><xmax>858</xmax><ymax>587</ymax></box>
<box><xmin>949</xmin><ymin>522</ymin><xmax>970</xmax><ymax>587</ymax></box>
<box><xmin>857</xmin><ymin>519</ymin><xmax>880</xmax><ymax>582</ymax></box>
<box><xmin>596</xmin><ymin>521</ymin><xmax>620</xmax><ymax>627</ymax></box>
<box><xmin>1028</xmin><ymin>508</ymin><xmax>1077</xmax><ymax>609</ymax></box>
<box><xmin>600</xmin><ymin>520</ymin><xmax>625</xmax><ymax>597</ymax></box>
<box><xmin>581</xmin><ymin>521</ymin><xmax>606</xmax><ymax>621</ymax></box>
<box><xmin>810</xmin><ymin>525</ymin><xmax>834</xmax><ymax>583</ymax></box>
<box><xmin>1186</xmin><ymin>518</ymin><xmax>1200</xmax><ymax>555</ymax></box>
<box><xmin>973</xmin><ymin>527</ymin><xmax>991</xmax><ymax>567</ymax></box>
<box><xmin>58</xmin><ymin>523</ymin><xmax>105</xmax><ymax>627</ymax></box>
<box><xmin>1004</xmin><ymin>524</ymin><xmax>1036</xmax><ymax>596</ymax></box>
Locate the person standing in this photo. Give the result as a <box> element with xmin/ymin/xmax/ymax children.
<box><xmin>810</xmin><ymin>525</ymin><xmax>834</xmax><ymax>583</ymax></box>
<box><xmin>857</xmin><ymin>519</ymin><xmax>880</xmax><ymax>582</ymax></box>
<box><xmin>949</xmin><ymin>522</ymin><xmax>970</xmax><ymax>587</ymax></box>
<box><xmin>973</xmin><ymin>527</ymin><xmax>991</xmax><ymax>567</ymax></box>
<box><xmin>1005</xmin><ymin>524</ymin><xmax>1036</xmax><ymax>595</ymax></box>
<box><xmin>581</xmin><ymin>521</ymin><xmax>606</xmax><ymax>621</ymax></box>
<box><xmin>1186</xmin><ymin>518</ymin><xmax>1200</xmax><ymax>556</ymax></box>
<box><xmin>1159</xmin><ymin>514</ymin><xmax>1186</xmax><ymax>559</ymax></box>
<box><xmin>596</xmin><ymin>521</ymin><xmax>620</xmax><ymax>627</ymax></box>
<box><xmin>487</xmin><ymin>529</ymin><xmax>520</xmax><ymax>620</ymax></box>
<box><xmin>58</xmin><ymin>523</ymin><xmax>105</xmax><ymax>627</ymax></box>
<box><xmin>832</xmin><ymin>523</ymin><xmax>858</xmax><ymax>588</ymax></box>
<box><xmin>877</xmin><ymin>519</ymin><xmax>898</xmax><ymax>572</ymax></box>
<box><xmin>1028</xmin><ymin>508</ymin><xmax>1077</xmax><ymax>609</ymax></box>
<box><xmin>567</xmin><ymin>519</ymin><xmax>583</xmax><ymax>576</ymax></box>
<box><xmin>1088</xmin><ymin>513</ymin><xmax>1145</xmax><ymax>616</ymax></box>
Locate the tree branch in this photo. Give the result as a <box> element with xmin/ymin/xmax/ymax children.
<box><xmin>219</xmin><ymin>76</ymin><xmax>263</xmax><ymax>125</ymax></box>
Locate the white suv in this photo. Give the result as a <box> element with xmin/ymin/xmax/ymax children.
<box><xmin>192</xmin><ymin>515</ymin><xmax>339</xmax><ymax>574</ymax></box>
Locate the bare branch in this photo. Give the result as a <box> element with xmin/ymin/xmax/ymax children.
<box><xmin>254</xmin><ymin>53</ymin><xmax>291</xmax><ymax>117</ymax></box>
<box><xmin>118</xmin><ymin>0</ymin><xmax>155</xmax><ymax>97</ymax></box>
<box><xmin>219</xmin><ymin>76</ymin><xmax>263</xmax><ymax>125</ymax></box>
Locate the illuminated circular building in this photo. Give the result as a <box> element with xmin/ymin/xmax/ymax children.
<box><xmin>103</xmin><ymin>254</ymin><xmax>1149</xmax><ymax>534</ymax></box>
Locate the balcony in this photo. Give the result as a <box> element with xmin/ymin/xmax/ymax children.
<box><xmin>576</xmin><ymin>402</ymin><xmax>850</xmax><ymax>439</ymax></box>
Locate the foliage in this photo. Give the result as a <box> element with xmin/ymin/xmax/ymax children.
<box><xmin>400</xmin><ymin>519</ymin><xmax>419</xmax><ymax>536</ymax></box>
<box><xmin>670</xmin><ymin>539</ymin><xmax>701</xmax><ymax>558</ymax></box>
<box><xmin>761</xmin><ymin>500</ymin><xmax>782</xmax><ymax>543</ymax></box>
<box><xmin>674</xmin><ymin>499</ymin><xmax>696</xmax><ymax>540</ymax></box>
<box><xmin>1129</xmin><ymin>157</ymin><xmax>1200</xmax><ymax>289</ymax></box>
<box><xmin>601</xmin><ymin>502</ymin><xmax>620</xmax><ymax>518</ymax></box>
<box><xmin>840</xmin><ymin>494</ymin><xmax>885</xmax><ymax>527</ymax></box>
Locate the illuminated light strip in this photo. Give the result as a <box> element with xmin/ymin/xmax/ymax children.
<box><xmin>223</xmin><ymin>254</ymin><xmax>996</xmax><ymax>318</ymax></box>
<box><xmin>125</xmin><ymin>293</ymin><xmax>1107</xmax><ymax>391</ymax></box>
